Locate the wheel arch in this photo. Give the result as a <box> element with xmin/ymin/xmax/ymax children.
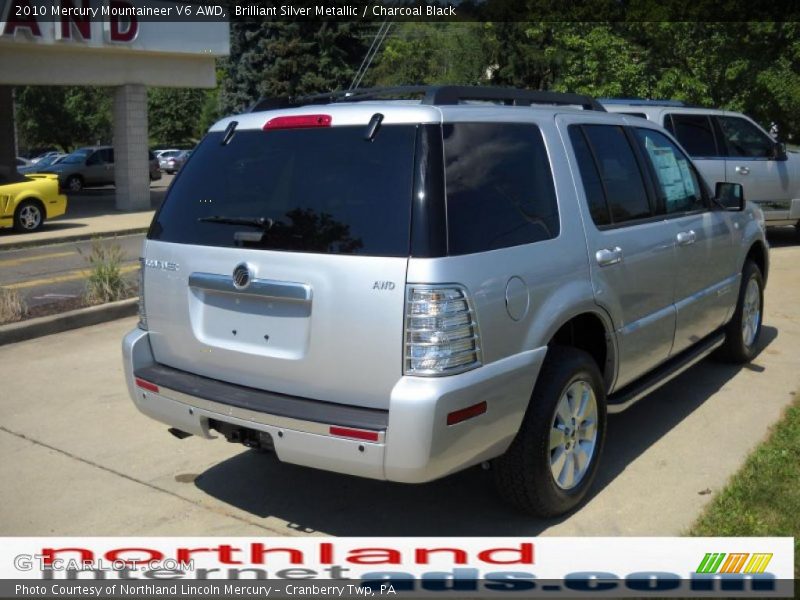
<box><xmin>745</xmin><ymin>240</ymin><xmax>768</xmax><ymax>285</ymax></box>
<box><xmin>14</xmin><ymin>194</ymin><xmax>47</xmax><ymax>218</ymax></box>
<box><xmin>545</xmin><ymin>309</ymin><xmax>617</xmax><ymax>392</ymax></box>
<box><xmin>64</xmin><ymin>173</ymin><xmax>84</xmax><ymax>188</ymax></box>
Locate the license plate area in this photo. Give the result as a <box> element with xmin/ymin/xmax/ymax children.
<box><xmin>188</xmin><ymin>288</ymin><xmax>311</xmax><ymax>359</ymax></box>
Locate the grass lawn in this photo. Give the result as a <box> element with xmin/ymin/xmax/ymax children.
<box><xmin>689</xmin><ymin>392</ymin><xmax>799</xmax><ymax>577</ymax></box>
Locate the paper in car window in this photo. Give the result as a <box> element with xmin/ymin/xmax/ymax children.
<box><xmin>677</xmin><ymin>159</ymin><xmax>698</xmax><ymax>196</ymax></box>
<box><xmin>645</xmin><ymin>137</ymin><xmax>693</xmax><ymax>206</ymax></box>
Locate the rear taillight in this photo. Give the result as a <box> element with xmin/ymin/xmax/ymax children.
<box><xmin>137</xmin><ymin>258</ymin><xmax>147</xmax><ymax>331</ymax></box>
<box><xmin>404</xmin><ymin>285</ymin><xmax>481</xmax><ymax>376</ymax></box>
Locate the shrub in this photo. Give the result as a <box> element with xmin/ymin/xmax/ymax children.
<box><xmin>81</xmin><ymin>239</ymin><xmax>130</xmax><ymax>304</ymax></box>
<box><xmin>0</xmin><ymin>288</ymin><xmax>28</xmax><ymax>325</ymax></box>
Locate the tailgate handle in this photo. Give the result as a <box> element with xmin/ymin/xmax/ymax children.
<box><xmin>189</xmin><ymin>272</ymin><xmax>312</xmax><ymax>302</ymax></box>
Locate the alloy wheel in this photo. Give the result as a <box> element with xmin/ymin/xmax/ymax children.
<box><xmin>549</xmin><ymin>380</ymin><xmax>599</xmax><ymax>490</ymax></box>
<box><xmin>741</xmin><ymin>277</ymin><xmax>761</xmax><ymax>348</ymax></box>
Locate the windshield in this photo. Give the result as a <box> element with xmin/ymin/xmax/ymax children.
<box><xmin>61</xmin><ymin>150</ymin><xmax>90</xmax><ymax>164</ymax></box>
<box><xmin>149</xmin><ymin>125</ymin><xmax>417</xmax><ymax>256</ymax></box>
<box><xmin>36</xmin><ymin>155</ymin><xmax>60</xmax><ymax>168</ymax></box>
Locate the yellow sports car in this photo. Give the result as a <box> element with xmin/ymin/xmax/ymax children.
<box><xmin>0</xmin><ymin>168</ymin><xmax>67</xmax><ymax>232</ymax></box>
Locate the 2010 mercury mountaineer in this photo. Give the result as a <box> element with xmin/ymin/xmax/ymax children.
<box><xmin>123</xmin><ymin>86</ymin><xmax>769</xmax><ymax>516</ymax></box>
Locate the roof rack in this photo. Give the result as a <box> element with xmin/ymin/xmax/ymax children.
<box><xmin>598</xmin><ymin>98</ymin><xmax>687</xmax><ymax>107</ymax></box>
<box><xmin>249</xmin><ymin>86</ymin><xmax>606</xmax><ymax>112</ymax></box>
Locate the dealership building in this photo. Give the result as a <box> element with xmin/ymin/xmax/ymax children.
<box><xmin>0</xmin><ymin>0</ymin><xmax>229</xmax><ymax>210</ymax></box>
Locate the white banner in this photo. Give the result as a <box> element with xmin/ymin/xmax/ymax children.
<box><xmin>0</xmin><ymin>537</ymin><xmax>794</xmax><ymax>597</ymax></box>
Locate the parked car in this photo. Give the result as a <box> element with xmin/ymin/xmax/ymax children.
<box><xmin>157</xmin><ymin>150</ymin><xmax>184</xmax><ymax>171</ymax></box>
<box><xmin>601</xmin><ymin>99</ymin><xmax>800</xmax><ymax>230</ymax></box>
<box><xmin>161</xmin><ymin>150</ymin><xmax>191</xmax><ymax>174</ymax></box>
<box><xmin>29</xmin><ymin>151</ymin><xmax>61</xmax><ymax>165</ymax></box>
<box><xmin>0</xmin><ymin>167</ymin><xmax>67</xmax><ymax>232</ymax></box>
<box><xmin>19</xmin><ymin>153</ymin><xmax>67</xmax><ymax>174</ymax></box>
<box><xmin>153</xmin><ymin>148</ymin><xmax>180</xmax><ymax>159</ymax></box>
<box><xmin>148</xmin><ymin>151</ymin><xmax>162</xmax><ymax>183</ymax></box>
<box><xmin>124</xmin><ymin>86</ymin><xmax>768</xmax><ymax>517</ymax></box>
<box><xmin>41</xmin><ymin>146</ymin><xmax>161</xmax><ymax>192</ymax></box>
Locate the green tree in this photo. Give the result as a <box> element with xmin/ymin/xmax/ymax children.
<box><xmin>549</xmin><ymin>23</ymin><xmax>652</xmax><ymax>98</ymax></box>
<box><xmin>483</xmin><ymin>22</ymin><xmax>569</xmax><ymax>90</ymax></box>
<box><xmin>148</xmin><ymin>87</ymin><xmax>211</xmax><ymax>146</ymax></box>
<box><xmin>220</xmin><ymin>21</ymin><xmax>372</xmax><ymax>114</ymax></box>
<box><xmin>367</xmin><ymin>23</ymin><xmax>488</xmax><ymax>86</ymax></box>
<box><xmin>550</xmin><ymin>22</ymin><xmax>800</xmax><ymax>141</ymax></box>
<box><xmin>16</xmin><ymin>86</ymin><xmax>112</xmax><ymax>152</ymax></box>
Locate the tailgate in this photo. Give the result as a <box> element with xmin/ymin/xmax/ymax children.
<box><xmin>143</xmin><ymin>242</ymin><xmax>407</xmax><ymax>410</ymax></box>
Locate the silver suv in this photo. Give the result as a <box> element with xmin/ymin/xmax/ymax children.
<box><xmin>601</xmin><ymin>99</ymin><xmax>800</xmax><ymax>230</ymax></box>
<box><xmin>123</xmin><ymin>86</ymin><xmax>768</xmax><ymax>516</ymax></box>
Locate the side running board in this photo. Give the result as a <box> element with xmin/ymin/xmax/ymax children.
<box><xmin>607</xmin><ymin>331</ymin><xmax>726</xmax><ymax>414</ymax></box>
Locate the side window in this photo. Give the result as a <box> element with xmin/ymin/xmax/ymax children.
<box><xmin>103</xmin><ymin>149</ymin><xmax>115</xmax><ymax>163</ymax></box>
<box><xmin>665</xmin><ymin>114</ymin><xmax>718</xmax><ymax>157</ymax></box>
<box><xmin>581</xmin><ymin>125</ymin><xmax>652</xmax><ymax>224</ymax></box>
<box><xmin>443</xmin><ymin>123</ymin><xmax>559</xmax><ymax>254</ymax></box>
<box><xmin>634</xmin><ymin>128</ymin><xmax>705</xmax><ymax>214</ymax></box>
<box><xmin>568</xmin><ymin>126</ymin><xmax>610</xmax><ymax>225</ymax></box>
<box><xmin>85</xmin><ymin>151</ymin><xmax>102</xmax><ymax>166</ymax></box>
<box><xmin>717</xmin><ymin>116</ymin><xmax>774</xmax><ymax>158</ymax></box>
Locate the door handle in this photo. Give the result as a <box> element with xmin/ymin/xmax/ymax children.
<box><xmin>735</xmin><ymin>165</ymin><xmax>750</xmax><ymax>175</ymax></box>
<box><xmin>596</xmin><ymin>247</ymin><xmax>623</xmax><ymax>267</ymax></box>
<box><xmin>676</xmin><ymin>230</ymin><xmax>697</xmax><ymax>246</ymax></box>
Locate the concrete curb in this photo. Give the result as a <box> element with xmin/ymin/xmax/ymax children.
<box><xmin>0</xmin><ymin>298</ymin><xmax>138</xmax><ymax>346</ymax></box>
<box><xmin>0</xmin><ymin>227</ymin><xmax>149</xmax><ymax>251</ymax></box>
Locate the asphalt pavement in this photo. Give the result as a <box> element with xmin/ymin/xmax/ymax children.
<box><xmin>0</xmin><ymin>234</ymin><xmax>143</xmax><ymax>308</ymax></box>
<box><xmin>1</xmin><ymin>232</ymin><xmax>798</xmax><ymax>537</ymax></box>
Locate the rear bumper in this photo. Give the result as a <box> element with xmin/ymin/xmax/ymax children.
<box><xmin>122</xmin><ymin>328</ymin><xmax>546</xmax><ymax>483</ymax></box>
<box><xmin>47</xmin><ymin>193</ymin><xmax>68</xmax><ymax>219</ymax></box>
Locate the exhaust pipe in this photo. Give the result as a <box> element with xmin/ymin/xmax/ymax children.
<box><xmin>168</xmin><ymin>428</ymin><xmax>192</xmax><ymax>440</ymax></box>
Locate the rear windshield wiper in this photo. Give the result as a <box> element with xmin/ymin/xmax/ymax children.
<box><xmin>198</xmin><ymin>216</ymin><xmax>274</xmax><ymax>230</ymax></box>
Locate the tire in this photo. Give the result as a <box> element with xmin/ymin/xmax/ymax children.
<box><xmin>494</xmin><ymin>346</ymin><xmax>607</xmax><ymax>517</ymax></box>
<box><xmin>13</xmin><ymin>200</ymin><xmax>45</xmax><ymax>232</ymax></box>
<box><xmin>715</xmin><ymin>260</ymin><xmax>764</xmax><ymax>363</ymax></box>
<box><xmin>65</xmin><ymin>175</ymin><xmax>83</xmax><ymax>193</ymax></box>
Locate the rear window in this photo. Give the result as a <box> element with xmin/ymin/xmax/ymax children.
<box><xmin>149</xmin><ymin>125</ymin><xmax>417</xmax><ymax>256</ymax></box>
<box><xmin>664</xmin><ymin>114</ymin><xmax>718</xmax><ymax>157</ymax></box>
<box><xmin>443</xmin><ymin>123</ymin><xmax>559</xmax><ymax>255</ymax></box>
<box><xmin>573</xmin><ymin>124</ymin><xmax>653</xmax><ymax>225</ymax></box>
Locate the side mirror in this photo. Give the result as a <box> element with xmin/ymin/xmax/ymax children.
<box><xmin>715</xmin><ymin>182</ymin><xmax>745</xmax><ymax>211</ymax></box>
<box><xmin>772</xmin><ymin>141</ymin><xmax>787</xmax><ymax>161</ymax></box>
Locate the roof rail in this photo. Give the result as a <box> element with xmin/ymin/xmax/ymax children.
<box><xmin>598</xmin><ymin>98</ymin><xmax>687</xmax><ymax>107</ymax></box>
<box><xmin>250</xmin><ymin>86</ymin><xmax>606</xmax><ymax>112</ymax></box>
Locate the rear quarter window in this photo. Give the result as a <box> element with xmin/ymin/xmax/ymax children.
<box><xmin>443</xmin><ymin>123</ymin><xmax>559</xmax><ymax>254</ymax></box>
